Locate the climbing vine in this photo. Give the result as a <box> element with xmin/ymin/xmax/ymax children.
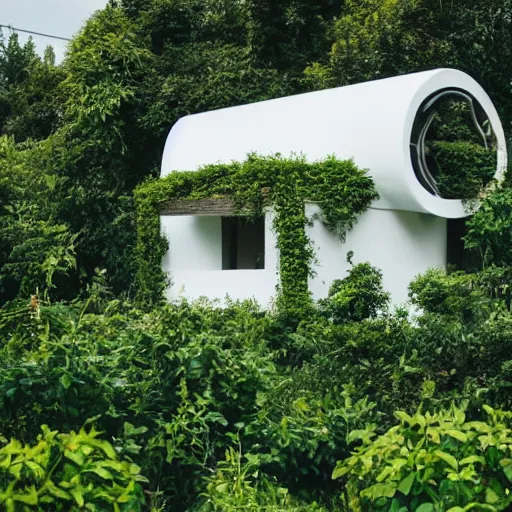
<box><xmin>134</xmin><ymin>154</ymin><xmax>378</xmax><ymax>311</ymax></box>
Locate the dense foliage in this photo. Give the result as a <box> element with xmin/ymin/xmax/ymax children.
<box><xmin>333</xmin><ymin>405</ymin><xmax>512</xmax><ymax>511</ymax></box>
<box><xmin>0</xmin><ymin>425</ymin><xmax>146</xmax><ymax>511</ymax></box>
<box><xmin>2</xmin><ymin>0</ymin><xmax>512</xmax><ymax>509</ymax></box>
<box><xmin>2</xmin><ymin>257</ymin><xmax>512</xmax><ymax>509</ymax></box>
<box><xmin>1</xmin><ymin>0</ymin><xmax>512</xmax><ymax>296</ymax></box>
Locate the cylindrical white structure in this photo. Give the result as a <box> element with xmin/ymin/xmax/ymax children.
<box><xmin>162</xmin><ymin>68</ymin><xmax>507</xmax><ymax>218</ymax></box>
<box><xmin>160</xmin><ymin>69</ymin><xmax>507</xmax><ymax>307</ymax></box>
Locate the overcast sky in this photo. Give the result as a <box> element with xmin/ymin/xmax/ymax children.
<box><xmin>1</xmin><ymin>0</ymin><xmax>109</xmax><ymax>62</ymax></box>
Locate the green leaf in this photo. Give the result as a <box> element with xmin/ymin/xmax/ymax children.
<box><xmin>389</xmin><ymin>498</ymin><xmax>401</xmax><ymax>512</ymax></box>
<box><xmin>397</xmin><ymin>472</ymin><xmax>416</xmax><ymax>496</ymax></box>
<box><xmin>60</xmin><ymin>374</ymin><xmax>72</xmax><ymax>390</ymax></box>
<box><xmin>26</xmin><ymin>461</ymin><xmax>45</xmax><ymax>479</ymax></box>
<box><xmin>486</xmin><ymin>488</ymin><xmax>500</xmax><ymax>504</ymax></box>
<box><xmin>483</xmin><ymin>405</ymin><xmax>495</xmax><ymax>417</ymax></box>
<box><xmin>215</xmin><ymin>483</ymin><xmax>229</xmax><ymax>494</ymax></box>
<box><xmin>453</xmin><ymin>408</ymin><xmax>466</xmax><ymax>424</ymax></box>
<box><xmin>6</xmin><ymin>388</ymin><xmax>17</xmax><ymax>399</ymax></box>
<box><xmin>70</xmin><ymin>488</ymin><xmax>84</xmax><ymax>508</ymax></box>
<box><xmin>415</xmin><ymin>503</ymin><xmax>434</xmax><ymax>512</ymax></box>
<box><xmin>465</xmin><ymin>422</ymin><xmax>492</xmax><ymax>433</ymax></box>
<box><xmin>445</xmin><ymin>429</ymin><xmax>467</xmax><ymax>443</ymax></box>
<box><xmin>123</xmin><ymin>423</ymin><xmax>148</xmax><ymax>436</ymax></box>
<box><xmin>64</xmin><ymin>449</ymin><xmax>85</xmax><ymax>466</ymax></box>
<box><xmin>84</xmin><ymin>467</ymin><xmax>113</xmax><ymax>480</ymax></box>
<box><xmin>434</xmin><ymin>450</ymin><xmax>458</xmax><ymax>470</ymax></box>
<box><xmin>12</xmin><ymin>486</ymin><xmax>38</xmax><ymax>505</ymax></box>
<box><xmin>117</xmin><ymin>493</ymin><xmax>132</xmax><ymax>503</ymax></box>
<box><xmin>44</xmin><ymin>481</ymin><xmax>71</xmax><ymax>500</ymax></box>
<box><xmin>89</xmin><ymin>440</ymin><xmax>116</xmax><ymax>459</ymax></box>
<box><xmin>360</xmin><ymin>482</ymin><xmax>397</xmax><ymax>500</ymax></box>
<box><xmin>503</xmin><ymin>464</ymin><xmax>512</xmax><ymax>482</ymax></box>
<box><xmin>9</xmin><ymin>463</ymin><xmax>22</xmax><ymax>479</ymax></box>
<box><xmin>0</xmin><ymin>454</ymin><xmax>11</xmax><ymax>469</ymax></box>
<box><xmin>394</xmin><ymin>411</ymin><xmax>413</xmax><ymax>425</ymax></box>
<box><xmin>332</xmin><ymin>464</ymin><xmax>350</xmax><ymax>480</ymax></box>
<box><xmin>427</xmin><ymin>427</ymin><xmax>441</xmax><ymax>444</ymax></box>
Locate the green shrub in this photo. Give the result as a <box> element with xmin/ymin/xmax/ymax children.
<box><xmin>192</xmin><ymin>446</ymin><xmax>327</xmax><ymax>511</ymax></box>
<box><xmin>3</xmin><ymin>273</ymin><xmax>512</xmax><ymax>509</ymax></box>
<box><xmin>408</xmin><ymin>268</ymin><xmax>489</xmax><ymax>323</ymax></box>
<box><xmin>248</xmin><ymin>386</ymin><xmax>377</xmax><ymax>499</ymax></box>
<box><xmin>464</xmin><ymin>188</ymin><xmax>512</xmax><ymax>268</ymax></box>
<box><xmin>319</xmin><ymin>258</ymin><xmax>390</xmax><ymax>324</ymax></box>
<box><xmin>333</xmin><ymin>405</ymin><xmax>512</xmax><ymax>512</ymax></box>
<box><xmin>0</xmin><ymin>298</ymin><xmax>281</xmax><ymax>509</ymax></box>
<box><xmin>429</xmin><ymin>141</ymin><xmax>496</xmax><ymax>200</ymax></box>
<box><xmin>0</xmin><ymin>425</ymin><xmax>147</xmax><ymax>511</ymax></box>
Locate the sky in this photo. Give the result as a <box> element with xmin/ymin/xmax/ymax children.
<box><xmin>1</xmin><ymin>0</ymin><xmax>109</xmax><ymax>63</ymax></box>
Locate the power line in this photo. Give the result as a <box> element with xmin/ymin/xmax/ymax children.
<box><xmin>0</xmin><ymin>24</ymin><xmax>71</xmax><ymax>42</ymax></box>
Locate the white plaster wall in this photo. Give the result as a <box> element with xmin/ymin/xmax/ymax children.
<box><xmin>306</xmin><ymin>204</ymin><xmax>447</xmax><ymax>305</ymax></box>
<box><xmin>162</xmin><ymin>210</ymin><xmax>279</xmax><ymax>307</ymax></box>
<box><xmin>162</xmin><ymin>216</ymin><xmax>222</xmax><ymax>271</ymax></box>
<box><xmin>161</xmin><ymin>204</ymin><xmax>446</xmax><ymax>307</ymax></box>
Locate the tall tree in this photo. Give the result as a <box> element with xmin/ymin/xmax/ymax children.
<box><xmin>0</xmin><ymin>33</ymin><xmax>37</xmax><ymax>86</ymax></box>
<box><xmin>0</xmin><ymin>34</ymin><xmax>64</xmax><ymax>141</ymax></box>
<box><xmin>249</xmin><ymin>0</ymin><xmax>343</xmax><ymax>71</ymax></box>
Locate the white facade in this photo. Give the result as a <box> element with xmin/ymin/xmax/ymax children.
<box><xmin>160</xmin><ymin>69</ymin><xmax>507</xmax><ymax>307</ymax></box>
<box><xmin>306</xmin><ymin>205</ymin><xmax>447</xmax><ymax>305</ymax></box>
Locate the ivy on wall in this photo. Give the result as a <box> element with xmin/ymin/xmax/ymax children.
<box><xmin>134</xmin><ymin>154</ymin><xmax>378</xmax><ymax>311</ymax></box>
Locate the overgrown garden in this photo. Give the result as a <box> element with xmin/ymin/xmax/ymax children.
<box><xmin>2</xmin><ymin>0</ymin><xmax>512</xmax><ymax>510</ymax></box>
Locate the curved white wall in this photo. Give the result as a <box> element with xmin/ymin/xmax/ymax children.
<box><xmin>162</xmin><ymin>68</ymin><xmax>507</xmax><ymax>219</ymax></box>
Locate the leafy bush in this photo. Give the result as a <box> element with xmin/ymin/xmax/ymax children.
<box><xmin>333</xmin><ymin>405</ymin><xmax>512</xmax><ymax>512</ymax></box>
<box><xmin>0</xmin><ymin>425</ymin><xmax>146</xmax><ymax>511</ymax></box>
<box><xmin>0</xmin><ymin>136</ymin><xmax>77</xmax><ymax>302</ymax></box>
<box><xmin>248</xmin><ymin>386</ymin><xmax>377</xmax><ymax>499</ymax></box>
<box><xmin>3</xmin><ymin>266</ymin><xmax>512</xmax><ymax>509</ymax></box>
<box><xmin>464</xmin><ymin>188</ymin><xmax>512</xmax><ymax>268</ymax></box>
<box><xmin>0</xmin><ymin>298</ymin><xmax>313</xmax><ymax>509</ymax></box>
<box><xmin>192</xmin><ymin>447</ymin><xmax>327</xmax><ymax>511</ymax></box>
<box><xmin>319</xmin><ymin>258</ymin><xmax>390</xmax><ymax>324</ymax></box>
<box><xmin>429</xmin><ymin>140</ymin><xmax>496</xmax><ymax>200</ymax></box>
<box><xmin>408</xmin><ymin>268</ymin><xmax>487</xmax><ymax>322</ymax></box>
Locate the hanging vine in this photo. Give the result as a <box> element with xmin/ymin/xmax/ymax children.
<box><xmin>134</xmin><ymin>154</ymin><xmax>378</xmax><ymax>312</ymax></box>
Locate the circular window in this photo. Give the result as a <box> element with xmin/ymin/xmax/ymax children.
<box><xmin>410</xmin><ymin>89</ymin><xmax>498</xmax><ymax>200</ymax></box>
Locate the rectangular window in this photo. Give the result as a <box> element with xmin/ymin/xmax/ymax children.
<box><xmin>222</xmin><ymin>217</ymin><xmax>265</xmax><ymax>270</ymax></box>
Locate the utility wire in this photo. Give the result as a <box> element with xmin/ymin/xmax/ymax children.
<box><xmin>0</xmin><ymin>24</ymin><xmax>71</xmax><ymax>42</ymax></box>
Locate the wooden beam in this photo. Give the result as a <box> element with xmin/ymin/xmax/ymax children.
<box><xmin>160</xmin><ymin>189</ymin><xmax>271</xmax><ymax>216</ymax></box>
<box><xmin>160</xmin><ymin>196</ymin><xmax>243</xmax><ymax>216</ymax></box>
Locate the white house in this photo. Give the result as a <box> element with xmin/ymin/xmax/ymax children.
<box><xmin>159</xmin><ymin>68</ymin><xmax>507</xmax><ymax>307</ymax></box>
